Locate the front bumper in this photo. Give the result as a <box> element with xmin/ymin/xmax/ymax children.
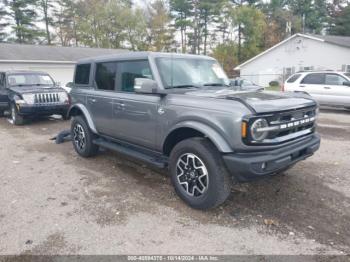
<box><xmin>17</xmin><ymin>104</ymin><xmax>69</xmax><ymax>116</ymax></box>
<box><xmin>223</xmin><ymin>134</ymin><xmax>321</xmax><ymax>182</ymax></box>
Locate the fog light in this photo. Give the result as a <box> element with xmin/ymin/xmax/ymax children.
<box><xmin>261</xmin><ymin>162</ymin><xmax>267</xmax><ymax>170</ymax></box>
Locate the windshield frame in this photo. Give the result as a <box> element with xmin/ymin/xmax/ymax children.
<box><xmin>155</xmin><ymin>56</ymin><xmax>230</xmax><ymax>90</ymax></box>
<box><xmin>344</xmin><ymin>72</ymin><xmax>350</xmax><ymax>79</ymax></box>
<box><xmin>6</xmin><ymin>73</ymin><xmax>55</xmax><ymax>87</ymax></box>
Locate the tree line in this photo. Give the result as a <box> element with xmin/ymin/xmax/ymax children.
<box><xmin>0</xmin><ymin>0</ymin><xmax>350</xmax><ymax>75</ymax></box>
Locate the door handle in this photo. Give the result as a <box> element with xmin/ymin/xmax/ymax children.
<box><xmin>299</xmin><ymin>85</ymin><xmax>305</xmax><ymax>88</ymax></box>
<box><xmin>88</xmin><ymin>98</ymin><xmax>96</xmax><ymax>103</ymax></box>
<box><xmin>324</xmin><ymin>86</ymin><xmax>331</xmax><ymax>89</ymax></box>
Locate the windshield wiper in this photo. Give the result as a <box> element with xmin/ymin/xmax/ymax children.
<box><xmin>169</xmin><ymin>84</ymin><xmax>201</xmax><ymax>89</ymax></box>
<box><xmin>203</xmin><ymin>83</ymin><xmax>230</xmax><ymax>87</ymax></box>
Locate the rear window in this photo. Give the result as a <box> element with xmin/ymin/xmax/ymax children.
<box><xmin>301</xmin><ymin>73</ymin><xmax>325</xmax><ymax>85</ymax></box>
<box><xmin>75</xmin><ymin>64</ymin><xmax>91</xmax><ymax>85</ymax></box>
<box><xmin>287</xmin><ymin>74</ymin><xmax>301</xmax><ymax>83</ymax></box>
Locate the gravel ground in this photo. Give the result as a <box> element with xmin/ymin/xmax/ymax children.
<box><xmin>0</xmin><ymin>109</ymin><xmax>350</xmax><ymax>256</ymax></box>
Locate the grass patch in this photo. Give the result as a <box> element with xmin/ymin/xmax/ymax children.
<box><xmin>266</xmin><ymin>85</ymin><xmax>281</xmax><ymax>91</ymax></box>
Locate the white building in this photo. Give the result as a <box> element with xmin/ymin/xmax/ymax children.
<box><xmin>0</xmin><ymin>43</ymin><xmax>125</xmax><ymax>86</ymax></box>
<box><xmin>235</xmin><ymin>34</ymin><xmax>350</xmax><ymax>87</ymax></box>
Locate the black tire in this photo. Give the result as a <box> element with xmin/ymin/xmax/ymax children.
<box><xmin>0</xmin><ymin>110</ymin><xmax>4</xmax><ymax>117</ymax></box>
<box><xmin>9</xmin><ymin>103</ymin><xmax>25</xmax><ymax>125</ymax></box>
<box><xmin>169</xmin><ymin>137</ymin><xmax>232</xmax><ymax>209</ymax></box>
<box><xmin>71</xmin><ymin>115</ymin><xmax>99</xmax><ymax>157</ymax></box>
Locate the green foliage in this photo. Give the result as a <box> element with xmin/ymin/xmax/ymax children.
<box><xmin>232</xmin><ymin>5</ymin><xmax>267</xmax><ymax>62</ymax></box>
<box><xmin>329</xmin><ymin>4</ymin><xmax>350</xmax><ymax>36</ymax></box>
<box><xmin>5</xmin><ymin>0</ymin><xmax>44</xmax><ymax>43</ymax></box>
<box><xmin>211</xmin><ymin>41</ymin><xmax>238</xmax><ymax>77</ymax></box>
<box><xmin>147</xmin><ymin>0</ymin><xmax>175</xmax><ymax>52</ymax></box>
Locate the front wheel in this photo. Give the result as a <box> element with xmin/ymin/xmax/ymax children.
<box><xmin>169</xmin><ymin>138</ymin><xmax>232</xmax><ymax>209</ymax></box>
<box><xmin>9</xmin><ymin>103</ymin><xmax>25</xmax><ymax>125</ymax></box>
<box><xmin>71</xmin><ymin>115</ymin><xmax>99</xmax><ymax>157</ymax></box>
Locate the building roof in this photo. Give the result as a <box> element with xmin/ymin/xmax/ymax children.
<box><xmin>0</xmin><ymin>43</ymin><xmax>127</xmax><ymax>63</ymax></box>
<box><xmin>235</xmin><ymin>33</ymin><xmax>350</xmax><ymax>70</ymax></box>
<box><xmin>311</xmin><ymin>34</ymin><xmax>350</xmax><ymax>48</ymax></box>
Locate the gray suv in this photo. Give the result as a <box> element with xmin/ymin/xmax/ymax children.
<box><xmin>68</xmin><ymin>52</ymin><xmax>320</xmax><ymax>209</ymax></box>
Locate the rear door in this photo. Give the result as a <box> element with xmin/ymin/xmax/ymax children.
<box><xmin>323</xmin><ymin>73</ymin><xmax>350</xmax><ymax>107</ymax></box>
<box><xmin>0</xmin><ymin>73</ymin><xmax>9</xmax><ymax>110</ymax></box>
<box><xmin>299</xmin><ymin>73</ymin><xmax>328</xmax><ymax>104</ymax></box>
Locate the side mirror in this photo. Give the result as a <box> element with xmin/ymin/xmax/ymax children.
<box><xmin>134</xmin><ymin>78</ymin><xmax>159</xmax><ymax>94</ymax></box>
<box><xmin>343</xmin><ymin>81</ymin><xmax>350</xmax><ymax>87</ymax></box>
<box><xmin>66</xmin><ymin>82</ymin><xmax>74</xmax><ymax>88</ymax></box>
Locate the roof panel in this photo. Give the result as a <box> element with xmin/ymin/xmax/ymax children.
<box><xmin>0</xmin><ymin>43</ymin><xmax>127</xmax><ymax>62</ymax></box>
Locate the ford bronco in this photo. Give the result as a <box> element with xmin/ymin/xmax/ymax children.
<box><xmin>0</xmin><ymin>70</ymin><xmax>70</xmax><ymax>125</ymax></box>
<box><xmin>68</xmin><ymin>52</ymin><xmax>320</xmax><ymax>209</ymax></box>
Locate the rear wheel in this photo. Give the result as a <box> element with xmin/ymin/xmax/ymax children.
<box><xmin>169</xmin><ymin>137</ymin><xmax>232</xmax><ymax>209</ymax></box>
<box><xmin>9</xmin><ymin>103</ymin><xmax>25</xmax><ymax>125</ymax></box>
<box><xmin>71</xmin><ymin>115</ymin><xmax>99</xmax><ymax>157</ymax></box>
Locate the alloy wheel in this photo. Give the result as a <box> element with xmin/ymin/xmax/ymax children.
<box><xmin>73</xmin><ymin>123</ymin><xmax>86</xmax><ymax>151</ymax></box>
<box><xmin>176</xmin><ymin>153</ymin><xmax>209</xmax><ymax>197</ymax></box>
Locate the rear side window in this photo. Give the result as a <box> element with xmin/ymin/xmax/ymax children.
<box><xmin>301</xmin><ymin>73</ymin><xmax>325</xmax><ymax>85</ymax></box>
<box><xmin>287</xmin><ymin>74</ymin><xmax>301</xmax><ymax>83</ymax></box>
<box><xmin>95</xmin><ymin>62</ymin><xmax>117</xmax><ymax>91</ymax></box>
<box><xmin>75</xmin><ymin>64</ymin><xmax>91</xmax><ymax>85</ymax></box>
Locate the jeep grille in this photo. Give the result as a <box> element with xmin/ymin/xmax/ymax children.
<box><xmin>34</xmin><ymin>93</ymin><xmax>60</xmax><ymax>104</ymax></box>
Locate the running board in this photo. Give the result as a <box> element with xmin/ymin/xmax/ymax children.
<box><xmin>93</xmin><ymin>138</ymin><xmax>168</xmax><ymax>169</ymax></box>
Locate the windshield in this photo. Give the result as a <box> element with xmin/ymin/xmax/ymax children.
<box><xmin>156</xmin><ymin>57</ymin><xmax>230</xmax><ymax>89</ymax></box>
<box><xmin>7</xmin><ymin>74</ymin><xmax>55</xmax><ymax>87</ymax></box>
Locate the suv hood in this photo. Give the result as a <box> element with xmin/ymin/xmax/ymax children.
<box><xmin>8</xmin><ymin>86</ymin><xmax>65</xmax><ymax>94</ymax></box>
<box><xmin>186</xmin><ymin>89</ymin><xmax>316</xmax><ymax>113</ymax></box>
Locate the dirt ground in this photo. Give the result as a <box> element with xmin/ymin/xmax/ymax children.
<box><xmin>0</xmin><ymin>109</ymin><xmax>350</xmax><ymax>256</ymax></box>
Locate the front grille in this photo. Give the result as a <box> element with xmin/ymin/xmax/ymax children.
<box><xmin>34</xmin><ymin>93</ymin><xmax>60</xmax><ymax>104</ymax></box>
<box><xmin>264</xmin><ymin>106</ymin><xmax>317</xmax><ymax>142</ymax></box>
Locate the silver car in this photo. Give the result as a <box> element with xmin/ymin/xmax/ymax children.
<box><xmin>284</xmin><ymin>71</ymin><xmax>350</xmax><ymax>109</ymax></box>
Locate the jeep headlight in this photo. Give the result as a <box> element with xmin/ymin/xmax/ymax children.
<box><xmin>250</xmin><ymin>118</ymin><xmax>269</xmax><ymax>141</ymax></box>
<box><xmin>21</xmin><ymin>94</ymin><xmax>35</xmax><ymax>104</ymax></box>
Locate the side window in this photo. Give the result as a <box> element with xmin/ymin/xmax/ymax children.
<box><xmin>95</xmin><ymin>62</ymin><xmax>117</xmax><ymax>91</ymax></box>
<box><xmin>287</xmin><ymin>74</ymin><xmax>301</xmax><ymax>83</ymax></box>
<box><xmin>325</xmin><ymin>74</ymin><xmax>348</xmax><ymax>86</ymax></box>
<box><xmin>116</xmin><ymin>60</ymin><xmax>153</xmax><ymax>92</ymax></box>
<box><xmin>0</xmin><ymin>73</ymin><xmax>5</xmax><ymax>88</ymax></box>
<box><xmin>75</xmin><ymin>64</ymin><xmax>91</xmax><ymax>85</ymax></box>
<box><xmin>301</xmin><ymin>73</ymin><xmax>325</xmax><ymax>85</ymax></box>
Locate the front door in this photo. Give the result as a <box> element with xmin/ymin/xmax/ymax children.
<box><xmin>112</xmin><ymin>60</ymin><xmax>160</xmax><ymax>150</ymax></box>
<box><xmin>323</xmin><ymin>73</ymin><xmax>350</xmax><ymax>107</ymax></box>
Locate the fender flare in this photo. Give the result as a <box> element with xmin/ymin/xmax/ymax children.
<box><xmin>68</xmin><ymin>104</ymin><xmax>98</xmax><ymax>134</ymax></box>
<box><xmin>164</xmin><ymin>121</ymin><xmax>233</xmax><ymax>153</ymax></box>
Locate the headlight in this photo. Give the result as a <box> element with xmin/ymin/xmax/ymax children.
<box><xmin>250</xmin><ymin>118</ymin><xmax>269</xmax><ymax>141</ymax></box>
<box><xmin>21</xmin><ymin>94</ymin><xmax>35</xmax><ymax>104</ymax></box>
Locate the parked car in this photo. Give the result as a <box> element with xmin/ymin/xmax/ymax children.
<box><xmin>230</xmin><ymin>77</ymin><xmax>264</xmax><ymax>91</ymax></box>
<box><xmin>68</xmin><ymin>52</ymin><xmax>320</xmax><ymax>209</ymax></box>
<box><xmin>284</xmin><ymin>71</ymin><xmax>350</xmax><ymax>109</ymax></box>
<box><xmin>0</xmin><ymin>70</ymin><xmax>70</xmax><ymax>125</ymax></box>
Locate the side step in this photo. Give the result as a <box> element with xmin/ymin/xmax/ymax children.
<box><xmin>93</xmin><ymin>138</ymin><xmax>168</xmax><ymax>169</ymax></box>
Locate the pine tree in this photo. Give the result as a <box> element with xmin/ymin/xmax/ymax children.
<box><xmin>5</xmin><ymin>0</ymin><xmax>44</xmax><ymax>43</ymax></box>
